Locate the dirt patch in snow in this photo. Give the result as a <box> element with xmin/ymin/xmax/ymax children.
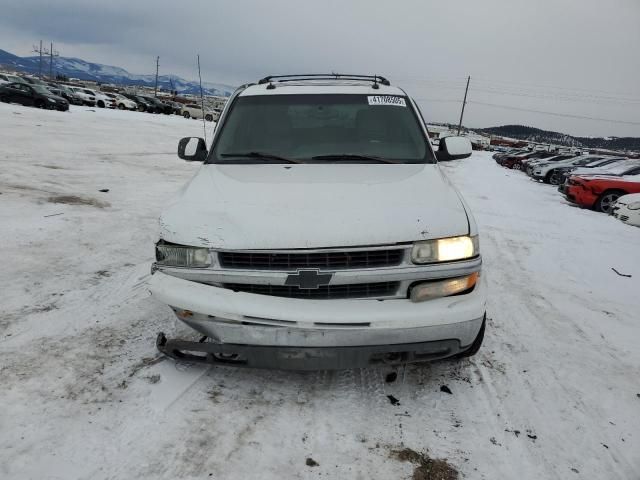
<box><xmin>391</xmin><ymin>448</ymin><xmax>458</xmax><ymax>480</ymax></box>
<box><xmin>47</xmin><ymin>195</ymin><xmax>110</xmax><ymax>208</ymax></box>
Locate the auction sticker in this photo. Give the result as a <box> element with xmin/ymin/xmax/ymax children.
<box><xmin>367</xmin><ymin>96</ymin><xmax>406</xmax><ymax>107</ymax></box>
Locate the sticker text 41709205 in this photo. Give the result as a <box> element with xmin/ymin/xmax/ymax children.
<box><xmin>367</xmin><ymin>96</ymin><xmax>407</xmax><ymax>107</ymax></box>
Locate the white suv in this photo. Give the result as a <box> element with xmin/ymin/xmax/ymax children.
<box><xmin>149</xmin><ymin>74</ymin><xmax>486</xmax><ymax>370</ymax></box>
<box><xmin>69</xmin><ymin>87</ymin><xmax>96</xmax><ymax>106</ymax></box>
<box><xmin>106</xmin><ymin>93</ymin><xmax>138</xmax><ymax>110</ymax></box>
<box><xmin>181</xmin><ymin>103</ymin><xmax>219</xmax><ymax>122</ymax></box>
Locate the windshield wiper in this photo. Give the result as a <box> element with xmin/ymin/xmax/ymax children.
<box><xmin>310</xmin><ymin>154</ymin><xmax>402</xmax><ymax>164</ymax></box>
<box><xmin>220</xmin><ymin>151</ymin><xmax>301</xmax><ymax>164</ymax></box>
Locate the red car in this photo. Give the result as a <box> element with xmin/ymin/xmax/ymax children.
<box><xmin>565</xmin><ymin>171</ymin><xmax>640</xmax><ymax>213</ymax></box>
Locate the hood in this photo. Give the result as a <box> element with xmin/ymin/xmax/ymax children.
<box><xmin>573</xmin><ymin>174</ymin><xmax>621</xmax><ymax>181</ymax></box>
<box><xmin>48</xmin><ymin>94</ymin><xmax>67</xmax><ymax>103</ymax></box>
<box><xmin>159</xmin><ymin>164</ymin><xmax>470</xmax><ymax>249</ymax></box>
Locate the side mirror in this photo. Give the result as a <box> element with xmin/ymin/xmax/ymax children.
<box><xmin>178</xmin><ymin>137</ymin><xmax>207</xmax><ymax>162</ymax></box>
<box><xmin>436</xmin><ymin>136</ymin><xmax>472</xmax><ymax>161</ymax></box>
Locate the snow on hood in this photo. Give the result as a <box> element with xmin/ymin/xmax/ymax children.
<box><xmin>159</xmin><ymin>163</ymin><xmax>470</xmax><ymax>249</ymax></box>
<box><xmin>576</xmin><ymin>173</ymin><xmax>640</xmax><ymax>182</ymax></box>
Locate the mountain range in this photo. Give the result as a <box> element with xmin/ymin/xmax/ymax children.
<box><xmin>479</xmin><ymin>125</ymin><xmax>640</xmax><ymax>152</ymax></box>
<box><xmin>0</xmin><ymin>48</ymin><xmax>235</xmax><ymax>97</ymax></box>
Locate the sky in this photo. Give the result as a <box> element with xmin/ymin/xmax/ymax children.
<box><xmin>1</xmin><ymin>0</ymin><xmax>639</xmax><ymax>137</ymax></box>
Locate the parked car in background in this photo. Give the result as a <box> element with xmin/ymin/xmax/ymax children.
<box><xmin>47</xmin><ymin>84</ymin><xmax>84</xmax><ymax>105</ymax></box>
<box><xmin>165</xmin><ymin>100</ymin><xmax>183</xmax><ymax>115</ymax></box>
<box><xmin>69</xmin><ymin>87</ymin><xmax>96</xmax><ymax>106</ymax></box>
<box><xmin>522</xmin><ymin>154</ymin><xmax>576</xmax><ymax>174</ymax></box>
<box><xmin>611</xmin><ymin>193</ymin><xmax>640</xmax><ymax>227</ymax></box>
<box><xmin>20</xmin><ymin>76</ymin><xmax>49</xmax><ymax>87</ymax></box>
<box><xmin>529</xmin><ymin>155</ymin><xmax>600</xmax><ymax>184</ymax></box>
<box><xmin>181</xmin><ymin>103</ymin><xmax>219</xmax><ymax>121</ymax></box>
<box><xmin>493</xmin><ymin>149</ymin><xmax>526</xmax><ymax>165</ymax></box>
<box><xmin>566</xmin><ymin>158</ymin><xmax>631</xmax><ymax>178</ymax></box>
<box><xmin>105</xmin><ymin>93</ymin><xmax>138</xmax><ymax>110</ymax></box>
<box><xmin>83</xmin><ymin>88</ymin><xmax>116</xmax><ymax>108</ymax></box>
<box><xmin>120</xmin><ymin>93</ymin><xmax>150</xmax><ymax>111</ymax></box>
<box><xmin>0</xmin><ymin>73</ymin><xmax>27</xmax><ymax>85</ymax></box>
<box><xmin>137</xmin><ymin>95</ymin><xmax>168</xmax><ymax>114</ymax></box>
<box><xmin>0</xmin><ymin>82</ymin><xmax>69</xmax><ymax>111</ymax></box>
<box><xmin>504</xmin><ymin>151</ymin><xmax>555</xmax><ymax>169</ymax></box>
<box><xmin>556</xmin><ymin>157</ymin><xmax>626</xmax><ymax>193</ymax></box>
<box><xmin>565</xmin><ymin>167</ymin><xmax>640</xmax><ymax>213</ymax></box>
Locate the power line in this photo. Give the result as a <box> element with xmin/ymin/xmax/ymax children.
<box><xmin>412</xmin><ymin>98</ymin><xmax>461</xmax><ymax>103</ymax></box>
<box><xmin>398</xmin><ymin>75</ymin><xmax>640</xmax><ymax>104</ymax></box>
<box><xmin>469</xmin><ymin>85</ymin><xmax>640</xmax><ymax>105</ymax></box>
<box><xmin>468</xmin><ymin>100</ymin><xmax>640</xmax><ymax>126</ymax></box>
<box><xmin>470</xmin><ymin>76</ymin><xmax>640</xmax><ymax>100</ymax></box>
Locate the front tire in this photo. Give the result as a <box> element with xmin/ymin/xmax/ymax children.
<box><xmin>97</xmin><ymin>100</ymin><xmax>105</xmax><ymax>108</ymax></box>
<box><xmin>183</xmin><ymin>111</ymin><xmax>190</xmax><ymax>119</ymax></box>
<box><xmin>548</xmin><ymin>170</ymin><xmax>563</xmax><ymax>186</ymax></box>
<box><xmin>118</xmin><ymin>103</ymin><xmax>125</xmax><ymax>110</ymax></box>
<box><xmin>35</xmin><ymin>100</ymin><xmax>45</xmax><ymax>109</ymax></box>
<box><xmin>0</xmin><ymin>95</ymin><xmax>8</xmax><ymax>103</ymax></box>
<box><xmin>595</xmin><ymin>190</ymin><xmax>625</xmax><ymax>214</ymax></box>
<box><xmin>455</xmin><ymin>315</ymin><xmax>485</xmax><ymax>358</ymax></box>
<box><xmin>205</xmin><ymin>114</ymin><xmax>213</xmax><ymax>122</ymax></box>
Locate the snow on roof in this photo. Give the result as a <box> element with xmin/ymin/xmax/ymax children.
<box><xmin>240</xmin><ymin>82</ymin><xmax>406</xmax><ymax>97</ymax></box>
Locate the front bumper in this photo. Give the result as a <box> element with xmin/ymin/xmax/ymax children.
<box><xmin>156</xmin><ymin>331</ymin><xmax>469</xmax><ymax>370</ymax></box>
<box><xmin>148</xmin><ymin>269</ymin><xmax>486</xmax><ymax>351</ymax></box>
<box><xmin>565</xmin><ymin>185</ymin><xmax>596</xmax><ymax>208</ymax></box>
<box><xmin>611</xmin><ymin>204</ymin><xmax>640</xmax><ymax>227</ymax></box>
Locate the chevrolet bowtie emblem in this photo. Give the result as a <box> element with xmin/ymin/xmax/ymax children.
<box><xmin>285</xmin><ymin>269</ymin><xmax>333</xmax><ymax>289</ymax></box>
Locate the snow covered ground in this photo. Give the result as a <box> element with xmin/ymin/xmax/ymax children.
<box><xmin>1</xmin><ymin>102</ymin><xmax>639</xmax><ymax>480</ymax></box>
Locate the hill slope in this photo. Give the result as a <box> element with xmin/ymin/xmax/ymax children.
<box><xmin>481</xmin><ymin>125</ymin><xmax>640</xmax><ymax>151</ymax></box>
<box><xmin>0</xmin><ymin>49</ymin><xmax>234</xmax><ymax>96</ymax></box>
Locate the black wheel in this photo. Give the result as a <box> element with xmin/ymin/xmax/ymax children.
<box><xmin>97</xmin><ymin>100</ymin><xmax>105</xmax><ymax>108</ymax></box>
<box><xmin>543</xmin><ymin>171</ymin><xmax>554</xmax><ymax>184</ymax></box>
<box><xmin>118</xmin><ymin>103</ymin><xmax>125</xmax><ymax>110</ymax></box>
<box><xmin>34</xmin><ymin>100</ymin><xmax>45</xmax><ymax>109</ymax></box>
<box><xmin>595</xmin><ymin>190</ymin><xmax>624</xmax><ymax>214</ymax></box>
<box><xmin>183</xmin><ymin>111</ymin><xmax>190</xmax><ymax>119</ymax></box>
<box><xmin>455</xmin><ymin>315</ymin><xmax>485</xmax><ymax>358</ymax></box>
<box><xmin>0</xmin><ymin>95</ymin><xmax>8</xmax><ymax>103</ymax></box>
<box><xmin>548</xmin><ymin>170</ymin><xmax>563</xmax><ymax>185</ymax></box>
<box><xmin>513</xmin><ymin>162</ymin><xmax>522</xmax><ymax>171</ymax></box>
<box><xmin>205</xmin><ymin>114</ymin><xmax>213</xmax><ymax>122</ymax></box>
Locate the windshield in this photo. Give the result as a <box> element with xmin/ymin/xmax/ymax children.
<box><xmin>210</xmin><ymin>94</ymin><xmax>432</xmax><ymax>164</ymax></box>
<box><xmin>32</xmin><ymin>85</ymin><xmax>51</xmax><ymax>94</ymax></box>
<box><xmin>600</xmin><ymin>161</ymin><xmax>637</xmax><ymax>175</ymax></box>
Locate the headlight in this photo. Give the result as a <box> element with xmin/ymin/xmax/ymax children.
<box><xmin>411</xmin><ymin>235</ymin><xmax>479</xmax><ymax>264</ymax></box>
<box><xmin>628</xmin><ymin>202</ymin><xmax>640</xmax><ymax>210</ymax></box>
<box><xmin>410</xmin><ymin>272</ymin><xmax>479</xmax><ymax>302</ymax></box>
<box><xmin>47</xmin><ymin>97</ymin><xmax>55</xmax><ymax>103</ymax></box>
<box><xmin>155</xmin><ymin>242</ymin><xmax>211</xmax><ymax>267</ymax></box>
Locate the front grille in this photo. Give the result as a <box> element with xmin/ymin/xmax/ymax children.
<box><xmin>620</xmin><ymin>215</ymin><xmax>629</xmax><ymax>222</ymax></box>
<box><xmin>225</xmin><ymin>282</ymin><xmax>400</xmax><ymax>299</ymax></box>
<box><xmin>219</xmin><ymin>249</ymin><xmax>404</xmax><ymax>270</ymax></box>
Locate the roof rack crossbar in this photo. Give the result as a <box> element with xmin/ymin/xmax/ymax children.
<box><xmin>258</xmin><ymin>74</ymin><xmax>391</xmax><ymax>86</ymax></box>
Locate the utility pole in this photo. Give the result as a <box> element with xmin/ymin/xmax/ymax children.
<box><xmin>49</xmin><ymin>42</ymin><xmax>59</xmax><ymax>80</ymax></box>
<box><xmin>457</xmin><ymin>75</ymin><xmax>471</xmax><ymax>135</ymax></box>
<box><xmin>197</xmin><ymin>54</ymin><xmax>207</xmax><ymax>143</ymax></box>
<box><xmin>154</xmin><ymin>56</ymin><xmax>160</xmax><ymax>97</ymax></box>
<box><xmin>32</xmin><ymin>41</ymin><xmax>44</xmax><ymax>78</ymax></box>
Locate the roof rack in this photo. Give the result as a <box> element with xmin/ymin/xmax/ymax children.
<box><xmin>257</xmin><ymin>74</ymin><xmax>391</xmax><ymax>89</ymax></box>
